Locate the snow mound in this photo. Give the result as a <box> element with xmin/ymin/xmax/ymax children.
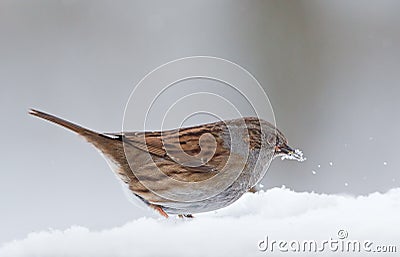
<box><xmin>1</xmin><ymin>187</ymin><xmax>399</xmax><ymax>257</ymax></box>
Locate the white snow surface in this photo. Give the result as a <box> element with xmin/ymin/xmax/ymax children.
<box><xmin>1</xmin><ymin>187</ymin><xmax>399</xmax><ymax>257</ymax></box>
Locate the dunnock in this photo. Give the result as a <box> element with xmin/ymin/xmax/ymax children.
<box><xmin>29</xmin><ymin>109</ymin><xmax>304</xmax><ymax>218</ymax></box>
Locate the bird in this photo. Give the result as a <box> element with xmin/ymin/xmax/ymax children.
<box><xmin>29</xmin><ymin>109</ymin><xmax>304</xmax><ymax>218</ymax></box>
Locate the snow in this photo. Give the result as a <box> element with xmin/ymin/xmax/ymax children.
<box><xmin>1</xmin><ymin>187</ymin><xmax>399</xmax><ymax>257</ymax></box>
<box><xmin>280</xmin><ymin>149</ymin><xmax>306</xmax><ymax>162</ymax></box>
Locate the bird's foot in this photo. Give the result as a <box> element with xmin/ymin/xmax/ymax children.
<box><xmin>150</xmin><ymin>204</ymin><xmax>169</xmax><ymax>218</ymax></box>
<box><xmin>248</xmin><ymin>186</ymin><xmax>259</xmax><ymax>193</ymax></box>
<box><xmin>178</xmin><ymin>214</ymin><xmax>194</xmax><ymax>218</ymax></box>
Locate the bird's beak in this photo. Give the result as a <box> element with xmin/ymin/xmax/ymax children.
<box><xmin>275</xmin><ymin>143</ymin><xmax>295</xmax><ymax>155</ymax></box>
<box><xmin>275</xmin><ymin>143</ymin><xmax>306</xmax><ymax>161</ymax></box>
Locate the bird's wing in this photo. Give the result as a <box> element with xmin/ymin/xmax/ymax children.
<box><xmin>106</xmin><ymin>119</ymin><xmax>264</xmax><ymax>204</ymax></box>
<box><xmin>120</xmin><ymin>124</ymin><xmax>245</xmax><ymax>205</ymax></box>
<box><xmin>122</xmin><ymin>131</ymin><xmax>167</xmax><ymax>158</ymax></box>
<box><xmin>115</xmin><ymin>122</ymin><xmax>232</xmax><ymax>175</ymax></box>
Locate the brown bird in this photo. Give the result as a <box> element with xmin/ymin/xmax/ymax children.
<box><xmin>29</xmin><ymin>109</ymin><xmax>304</xmax><ymax>218</ymax></box>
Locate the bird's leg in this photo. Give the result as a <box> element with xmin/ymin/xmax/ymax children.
<box><xmin>248</xmin><ymin>186</ymin><xmax>259</xmax><ymax>193</ymax></box>
<box><xmin>149</xmin><ymin>204</ymin><xmax>169</xmax><ymax>218</ymax></box>
<box><xmin>178</xmin><ymin>214</ymin><xmax>194</xmax><ymax>218</ymax></box>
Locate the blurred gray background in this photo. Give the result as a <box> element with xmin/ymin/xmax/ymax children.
<box><xmin>1</xmin><ymin>0</ymin><xmax>399</xmax><ymax>244</ymax></box>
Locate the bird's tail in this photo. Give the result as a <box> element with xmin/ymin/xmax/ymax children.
<box><xmin>29</xmin><ymin>109</ymin><xmax>130</xmax><ymax>186</ymax></box>
<box><xmin>28</xmin><ymin>109</ymin><xmax>118</xmax><ymax>149</ymax></box>
<box><xmin>29</xmin><ymin>108</ymin><xmax>101</xmax><ymax>137</ymax></box>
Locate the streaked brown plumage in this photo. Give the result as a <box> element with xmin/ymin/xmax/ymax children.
<box><xmin>29</xmin><ymin>109</ymin><xmax>299</xmax><ymax>217</ymax></box>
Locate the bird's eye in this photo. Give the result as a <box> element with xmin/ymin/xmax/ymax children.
<box><xmin>267</xmin><ymin>134</ymin><xmax>276</xmax><ymax>145</ymax></box>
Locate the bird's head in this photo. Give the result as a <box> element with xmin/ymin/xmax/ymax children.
<box><xmin>262</xmin><ymin>121</ymin><xmax>305</xmax><ymax>161</ymax></box>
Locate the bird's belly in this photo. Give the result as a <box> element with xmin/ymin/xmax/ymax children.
<box><xmin>160</xmin><ymin>149</ymin><xmax>273</xmax><ymax>214</ymax></box>
<box><xmin>161</xmin><ymin>186</ymin><xmax>245</xmax><ymax>214</ymax></box>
